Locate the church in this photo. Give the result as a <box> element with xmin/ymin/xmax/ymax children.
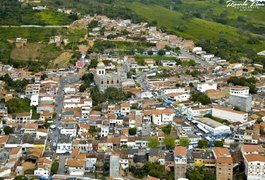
<box><xmin>94</xmin><ymin>60</ymin><xmax>127</xmax><ymax>92</ymax></box>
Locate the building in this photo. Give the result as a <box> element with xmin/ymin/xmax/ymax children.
<box><xmin>94</xmin><ymin>60</ymin><xmax>126</xmax><ymax>92</ymax></box>
<box><xmin>174</xmin><ymin>146</ymin><xmax>187</xmax><ymax>180</ymax></box>
<box><xmin>230</xmin><ymin>86</ymin><xmax>249</xmax><ymax>96</ymax></box>
<box><xmin>197</xmin><ymin>82</ymin><xmax>217</xmax><ymax>92</ymax></box>
<box><xmin>241</xmin><ymin>145</ymin><xmax>265</xmax><ymax>180</ymax></box>
<box><xmin>109</xmin><ymin>155</ymin><xmax>120</xmax><ymax>178</ymax></box>
<box><xmin>212</xmin><ymin>147</ymin><xmax>233</xmax><ymax>180</ymax></box>
<box><xmin>229</xmin><ymin>94</ymin><xmax>252</xmax><ymax>112</ymax></box>
<box><xmin>212</xmin><ymin>106</ymin><xmax>248</xmax><ymax>123</ymax></box>
<box><xmin>195</xmin><ymin>118</ymin><xmax>231</xmax><ymax>135</ymax></box>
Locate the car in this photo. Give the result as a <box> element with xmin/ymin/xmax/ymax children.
<box><xmin>50</xmin><ymin>125</ymin><xmax>56</xmax><ymax>129</ymax></box>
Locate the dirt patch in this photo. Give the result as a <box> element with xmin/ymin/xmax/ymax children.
<box><xmin>48</xmin><ymin>51</ymin><xmax>73</xmax><ymax>68</ymax></box>
<box><xmin>10</xmin><ymin>43</ymin><xmax>43</xmax><ymax>61</ymax></box>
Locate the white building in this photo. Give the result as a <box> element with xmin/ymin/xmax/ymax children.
<box><xmin>230</xmin><ymin>86</ymin><xmax>249</xmax><ymax>96</ymax></box>
<box><xmin>161</xmin><ymin>88</ymin><xmax>190</xmax><ymax>96</ymax></box>
<box><xmin>167</xmin><ymin>93</ymin><xmax>190</xmax><ymax>102</ymax></box>
<box><xmin>197</xmin><ymin>82</ymin><xmax>217</xmax><ymax>92</ymax></box>
<box><xmin>60</xmin><ymin>124</ymin><xmax>77</xmax><ymax>137</ymax></box>
<box><xmin>195</xmin><ymin>118</ymin><xmax>231</xmax><ymax>135</ymax></box>
<box><xmin>30</xmin><ymin>94</ymin><xmax>39</xmax><ymax>107</ymax></box>
<box><xmin>151</xmin><ymin>109</ymin><xmax>175</xmax><ymax>125</ymax></box>
<box><xmin>241</xmin><ymin>145</ymin><xmax>265</xmax><ymax>180</ymax></box>
<box><xmin>101</xmin><ymin>126</ymin><xmax>109</xmax><ymax>137</ymax></box>
<box><xmin>212</xmin><ymin>107</ymin><xmax>248</xmax><ymax>123</ymax></box>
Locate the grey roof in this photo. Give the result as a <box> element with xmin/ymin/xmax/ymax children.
<box><xmin>149</xmin><ymin>148</ymin><xmax>159</xmax><ymax>156</ymax></box>
<box><xmin>165</xmin><ymin>152</ymin><xmax>174</xmax><ymax>161</ymax></box>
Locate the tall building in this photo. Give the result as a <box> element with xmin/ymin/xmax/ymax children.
<box><xmin>241</xmin><ymin>145</ymin><xmax>265</xmax><ymax>180</ymax></box>
<box><xmin>229</xmin><ymin>94</ymin><xmax>252</xmax><ymax>112</ymax></box>
<box><xmin>212</xmin><ymin>147</ymin><xmax>233</xmax><ymax>180</ymax></box>
<box><xmin>174</xmin><ymin>146</ymin><xmax>187</xmax><ymax>180</ymax></box>
<box><xmin>94</xmin><ymin>60</ymin><xmax>126</xmax><ymax>91</ymax></box>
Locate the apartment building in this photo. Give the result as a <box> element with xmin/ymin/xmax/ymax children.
<box><xmin>174</xmin><ymin>146</ymin><xmax>187</xmax><ymax>180</ymax></box>
<box><xmin>241</xmin><ymin>145</ymin><xmax>265</xmax><ymax>180</ymax></box>
<box><xmin>212</xmin><ymin>147</ymin><xmax>233</xmax><ymax>180</ymax></box>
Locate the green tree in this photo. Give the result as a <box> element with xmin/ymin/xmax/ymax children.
<box><xmin>198</xmin><ymin>139</ymin><xmax>209</xmax><ymax>148</ymax></box>
<box><xmin>179</xmin><ymin>138</ymin><xmax>190</xmax><ymax>147</ymax></box>
<box><xmin>51</xmin><ymin>162</ymin><xmax>59</xmax><ymax>174</ymax></box>
<box><xmin>79</xmin><ymin>84</ymin><xmax>87</xmax><ymax>92</ymax></box>
<box><xmin>163</xmin><ymin>136</ymin><xmax>176</xmax><ymax>148</ymax></box>
<box><xmin>5</xmin><ymin>98</ymin><xmax>31</xmax><ymax>114</ymax></box>
<box><xmin>162</xmin><ymin>124</ymin><xmax>172</xmax><ymax>135</ymax></box>
<box><xmin>4</xmin><ymin>126</ymin><xmax>13</xmax><ymax>135</ymax></box>
<box><xmin>158</xmin><ymin>49</ymin><xmax>165</xmax><ymax>56</ymax></box>
<box><xmin>14</xmin><ymin>176</ymin><xmax>28</xmax><ymax>180</ymax></box>
<box><xmin>214</xmin><ymin>140</ymin><xmax>224</xmax><ymax>147</ymax></box>
<box><xmin>148</xmin><ymin>137</ymin><xmax>160</xmax><ymax>148</ymax></box>
<box><xmin>129</xmin><ymin>128</ymin><xmax>137</xmax><ymax>135</ymax></box>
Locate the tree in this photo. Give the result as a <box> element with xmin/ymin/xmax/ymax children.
<box><xmin>179</xmin><ymin>138</ymin><xmax>190</xmax><ymax>147</ymax></box>
<box><xmin>4</xmin><ymin>126</ymin><xmax>13</xmax><ymax>135</ymax></box>
<box><xmin>129</xmin><ymin>128</ymin><xmax>137</xmax><ymax>135</ymax></box>
<box><xmin>51</xmin><ymin>162</ymin><xmax>59</xmax><ymax>174</ymax></box>
<box><xmin>148</xmin><ymin>137</ymin><xmax>160</xmax><ymax>148</ymax></box>
<box><xmin>214</xmin><ymin>140</ymin><xmax>223</xmax><ymax>147</ymax></box>
<box><xmin>14</xmin><ymin>176</ymin><xmax>28</xmax><ymax>180</ymax></box>
<box><xmin>198</xmin><ymin>139</ymin><xmax>209</xmax><ymax>148</ymax></box>
<box><xmin>162</xmin><ymin>124</ymin><xmax>172</xmax><ymax>135</ymax></box>
<box><xmin>163</xmin><ymin>136</ymin><xmax>176</xmax><ymax>148</ymax></box>
<box><xmin>158</xmin><ymin>49</ymin><xmax>165</xmax><ymax>56</ymax></box>
<box><xmin>40</xmin><ymin>73</ymin><xmax>48</xmax><ymax>80</ymax></box>
<box><xmin>79</xmin><ymin>84</ymin><xmax>87</xmax><ymax>92</ymax></box>
<box><xmin>191</xmin><ymin>92</ymin><xmax>211</xmax><ymax>105</ymax></box>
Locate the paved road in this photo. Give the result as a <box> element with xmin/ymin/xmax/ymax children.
<box><xmin>135</xmin><ymin>72</ymin><xmax>148</xmax><ymax>91</ymax></box>
<box><xmin>0</xmin><ymin>25</ymin><xmax>69</xmax><ymax>28</ymax></box>
<box><xmin>171</xmin><ymin>49</ymin><xmax>210</xmax><ymax>67</ymax></box>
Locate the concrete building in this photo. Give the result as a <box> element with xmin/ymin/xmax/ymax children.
<box><xmin>212</xmin><ymin>147</ymin><xmax>233</xmax><ymax>180</ymax></box>
<box><xmin>196</xmin><ymin>118</ymin><xmax>231</xmax><ymax>135</ymax></box>
<box><xmin>212</xmin><ymin>106</ymin><xmax>248</xmax><ymax>123</ymax></box>
<box><xmin>94</xmin><ymin>60</ymin><xmax>126</xmax><ymax>92</ymax></box>
<box><xmin>229</xmin><ymin>94</ymin><xmax>252</xmax><ymax>112</ymax></box>
<box><xmin>241</xmin><ymin>145</ymin><xmax>265</xmax><ymax>180</ymax></box>
<box><xmin>230</xmin><ymin>86</ymin><xmax>249</xmax><ymax>96</ymax></box>
<box><xmin>174</xmin><ymin>146</ymin><xmax>187</xmax><ymax>180</ymax></box>
<box><xmin>197</xmin><ymin>82</ymin><xmax>217</xmax><ymax>92</ymax></box>
<box><xmin>110</xmin><ymin>155</ymin><xmax>120</xmax><ymax>178</ymax></box>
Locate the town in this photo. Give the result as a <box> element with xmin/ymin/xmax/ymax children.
<box><xmin>0</xmin><ymin>14</ymin><xmax>265</xmax><ymax>180</ymax></box>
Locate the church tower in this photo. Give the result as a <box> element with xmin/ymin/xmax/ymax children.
<box><xmin>96</xmin><ymin>60</ymin><xmax>106</xmax><ymax>76</ymax></box>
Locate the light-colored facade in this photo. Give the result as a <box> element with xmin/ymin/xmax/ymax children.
<box><xmin>212</xmin><ymin>107</ymin><xmax>248</xmax><ymax>123</ymax></box>
<box><xmin>174</xmin><ymin>146</ymin><xmax>187</xmax><ymax>180</ymax></box>
<box><xmin>197</xmin><ymin>82</ymin><xmax>217</xmax><ymax>92</ymax></box>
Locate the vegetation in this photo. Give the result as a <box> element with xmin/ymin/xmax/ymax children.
<box><xmin>227</xmin><ymin>76</ymin><xmax>257</xmax><ymax>94</ymax></box>
<box><xmin>191</xmin><ymin>92</ymin><xmax>211</xmax><ymax>105</ymax></box>
<box><xmin>129</xmin><ymin>128</ymin><xmax>137</xmax><ymax>135</ymax></box>
<box><xmin>5</xmin><ymin>98</ymin><xmax>31</xmax><ymax>114</ymax></box>
<box><xmin>0</xmin><ymin>0</ymin><xmax>74</xmax><ymax>25</ymax></box>
<box><xmin>214</xmin><ymin>140</ymin><xmax>224</xmax><ymax>147</ymax></box>
<box><xmin>14</xmin><ymin>176</ymin><xmax>28</xmax><ymax>180</ymax></box>
<box><xmin>198</xmin><ymin>139</ymin><xmax>209</xmax><ymax>148</ymax></box>
<box><xmin>4</xmin><ymin>126</ymin><xmax>13</xmax><ymax>135</ymax></box>
<box><xmin>79</xmin><ymin>73</ymin><xmax>94</xmax><ymax>92</ymax></box>
<box><xmin>0</xmin><ymin>74</ymin><xmax>30</xmax><ymax>93</ymax></box>
<box><xmin>90</xmin><ymin>87</ymin><xmax>134</xmax><ymax>106</ymax></box>
<box><xmin>51</xmin><ymin>162</ymin><xmax>59</xmax><ymax>174</ymax></box>
<box><xmin>162</xmin><ymin>124</ymin><xmax>172</xmax><ymax>135</ymax></box>
<box><xmin>186</xmin><ymin>167</ymin><xmax>215</xmax><ymax>180</ymax></box>
<box><xmin>204</xmin><ymin>114</ymin><xmax>230</xmax><ymax>125</ymax></box>
<box><xmin>179</xmin><ymin>137</ymin><xmax>190</xmax><ymax>147</ymax></box>
<box><xmin>129</xmin><ymin>162</ymin><xmax>167</xmax><ymax>179</ymax></box>
<box><xmin>163</xmin><ymin>136</ymin><xmax>176</xmax><ymax>148</ymax></box>
<box><xmin>148</xmin><ymin>137</ymin><xmax>160</xmax><ymax>148</ymax></box>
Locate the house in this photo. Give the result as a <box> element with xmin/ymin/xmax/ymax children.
<box><xmin>34</xmin><ymin>157</ymin><xmax>52</xmax><ymax>178</ymax></box>
<box><xmin>56</xmin><ymin>136</ymin><xmax>72</xmax><ymax>154</ymax></box>
<box><xmin>9</xmin><ymin>147</ymin><xmax>22</xmax><ymax>159</ymax></box>
<box><xmin>66</xmin><ymin>151</ymin><xmax>86</xmax><ymax>176</ymax></box>
<box><xmin>151</xmin><ymin>109</ymin><xmax>175</xmax><ymax>125</ymax></box>
<box><xmin>167</xmin><ymin>92</ymin><xmax>190</xmax><ymax>102</ymax></box>
<box><xmin>212</xmin><ymin>106</ymin><xmax>248</xmax><ymax>123</ymax></box>
<box><xmin>15</xmin><ymin>112</ymin><xmax>32</xmax><ymax>124</ymax></box>
<box><xmin>241</xmin><ymin>144</ymin><xmax>265</xmax><ymax>180</ymax></box>
<box><xmin>120</xmin><ymin>103</ymin><xmax>130</xmax><ymax>116</ymax></box>
<box><xmin>212</xmin><ymin>147</ymin><xmax>233</xmax><ymax>180</ymax></box>
<box><xmin>197</xmin><ymin>82</ymin><xmax>217</xmax><ymax>92</ymax></box>
<box><xmin>21</xmin><ymin>123</ymin><xmax>38</xmax><ymax>134</ymax></box>
<box><xmin>195</xmin><ymin>118</ymin><xmax>231</xmax><ymax>135</ymax></box>
<box><xmin>161</xmin><ymin>60</ymin><xmax>176</xmax><ymax>67</ymax></box>
<box><xmin>174</xmin><ymin>146</ymin><xmax>187</xmax><ymax>179</ymax></box>
<box><xmin>205</xmin><ymin>90</ymin><xmax>225</xmax><ymax>100</ymax></box>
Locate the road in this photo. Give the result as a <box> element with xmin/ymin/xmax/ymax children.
<box><xmin>135</xmin><ymin>72</ymin><xmax>148</xmax><ymax>91</ymax></box>
<box><xmin>0</xmin><ymin>25</ymin><xmax>69</xmax><ymax>28</ymax></box>
<box><xmin>171</xmin><ymin>48</ymin><xmax>210</xmax><ymax>67</ymax></box>
<box><xmin>47</xmin><ymin>77</ymin><xmax>66</xmax><ymax>157</ymax></box>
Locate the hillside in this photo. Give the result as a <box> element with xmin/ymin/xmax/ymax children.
<box><xmin>0</xmin><ymin>0</ymin><xmax>264</xmax><ymax>65</ymax></box>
